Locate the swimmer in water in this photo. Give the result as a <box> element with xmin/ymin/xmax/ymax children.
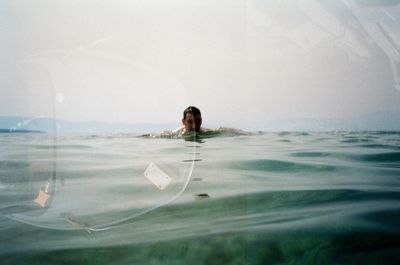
<box><xmin>176</xmin><ymin>106</ymin><xmax>252</xmax><ymax>137</ymax></box>
<box><xmin>174</xmin><ymin>106</ymin><xmax>203</xmax><ymax>135</ymax></box>
<box><xmin>143</xmin><ymin>106</ymin><xmax>252</xmax><ymax>139</ymax></box>
<box><xmin>143</xmin><ymin>106</ymin><xmax>203</xmax><ymax>139</ymax></box>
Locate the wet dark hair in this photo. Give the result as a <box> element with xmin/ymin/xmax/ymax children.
<box><xmin>183</xmin><ymin>106</ymin><xmax>201</xmax><ymax>119</ymax></box>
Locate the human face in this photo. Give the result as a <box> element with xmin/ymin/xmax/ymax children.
<box><xmin>182</xmin><ymin>113</ymin><xmax>202</xmax><ymax>132</ymax></box>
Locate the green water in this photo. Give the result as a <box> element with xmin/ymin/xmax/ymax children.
<box><xmin>1</xmin><ymin>132</ymin><xmax>400</xmax><ymax>264</ymax></box>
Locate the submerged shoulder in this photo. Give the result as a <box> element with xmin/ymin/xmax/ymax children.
<box><xmin>145</xmin><ymin>127</ymin><xmax>187</xmax><ymax>138</ymax></box>
<box><xmin>173</xmin><ymin>127</ymin><xmax>186</xmax><ymax>134</ymax></box>
<box><xmin>211</xmin><ymin>127</ymin><xmax>253</xmax><ymax>134</ymax></box>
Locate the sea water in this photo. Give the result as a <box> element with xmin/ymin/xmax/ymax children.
<box><xmin>0</xmin><ymin>131</ymin><xmax>399</xmax><ymax>264</ymax></box>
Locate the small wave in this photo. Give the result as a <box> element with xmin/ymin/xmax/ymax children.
<box><xmin>0</xmin><ymin>160</ymin><xmax>30</xmax><ymax>170</ymax></box>
<box><xmin>277</xmin><ymin>132</ymin><xmax>310</xmax><ymax>137</ymax></box>
<box><xmin>0</xmin><ymin>182</ymin><xmax>7</xmax><ymax>189</ymax></box>
<box><xmin>31</xmin><ymin>144</ymin><xmax>93</xmax><ymax>150</ymax></box>
<box><xmin>352</xmin><ymin>152</ymin><xmax>400</xmax><ymax>163</ymax></box>
<box><xmin>291</xmin><ymin>151</ymin><xmax>332</xmax><ymax>158</ymax></box>
<box><xmin>371</xmin><ymin>131</ymin><xmax>400</xmax><ymax>136</ymax></box>
<box><xmin>340</xmin><ymin>138</ymin><xmax>372</xmax><ymax>143</ymax></box>
<box><xmin>357</xmin><ymin>144</ymin><xmax>400</xmax><ymax>150</ymax></box>
<box><xmin>231</xmin><ymin>159</ymin><xmax>337</xmax><ymax>172</ymax></box>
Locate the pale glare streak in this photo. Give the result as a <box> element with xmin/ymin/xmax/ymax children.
<box><xmin>346</xmin><ymin>0</ymin><xmax>400</xmax><ymax>90</ymax></box>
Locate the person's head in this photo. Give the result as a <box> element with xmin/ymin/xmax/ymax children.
<box><xmin>182</xmin><ymin>106</ymin><xmax>202</xmax><ymax>133</ymax></box>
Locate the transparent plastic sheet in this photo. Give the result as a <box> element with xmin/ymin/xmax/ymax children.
<box><xmin>2</xmin><ymin>49</ymin><xmax>197</xmax><ymax>232</ymax></box>
<box><xmin>0</xmin><ymin>61</ymin><xmax>57</xmax><ymax>222</ymax></box>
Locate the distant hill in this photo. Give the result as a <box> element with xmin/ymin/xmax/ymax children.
<box><xmin>0</xmin><ymin>117</ymin><xmax>177</xmax><ymax>134</ymax></box>
<box><xmin>0</xmin><ymin>128</ymin><xmax>43</xmax><ymax>133</ymax></box>
<box><xmin>0</xmin><ymin>111</ymin><xmax>399</xmax><ymax>133</ymax></box>
<box><xmin>244</xmin><ymin>111</ymin><xmax>400</xmax><ymax>132</ymax></box>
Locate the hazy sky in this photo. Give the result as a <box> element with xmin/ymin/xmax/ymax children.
<box><xmin>1</xmin><ymin>0</ymin><xmax>400</xmax><ymax>126</ymax></box>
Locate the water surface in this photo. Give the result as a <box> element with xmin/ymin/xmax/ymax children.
<box><xmin>1</xmin><ymin>131</ymin><xmax>399</xmax><ymax>264</ymax></box>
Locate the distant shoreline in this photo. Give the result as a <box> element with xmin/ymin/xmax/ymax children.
<box><xmin>0</xmin><ymin>128</ymin><xmax>44</xmax><ymax>133</ymax></box>
<box><xmin>1</xmin><ymin>111</ymin><xmax>400</xmax><ymax>133</ymax></box>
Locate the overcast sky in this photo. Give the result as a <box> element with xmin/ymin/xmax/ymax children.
<box><xmin>1</xmin><ymin>0</ymin><xmax>400</xmax><ymax>127</ymax></box>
